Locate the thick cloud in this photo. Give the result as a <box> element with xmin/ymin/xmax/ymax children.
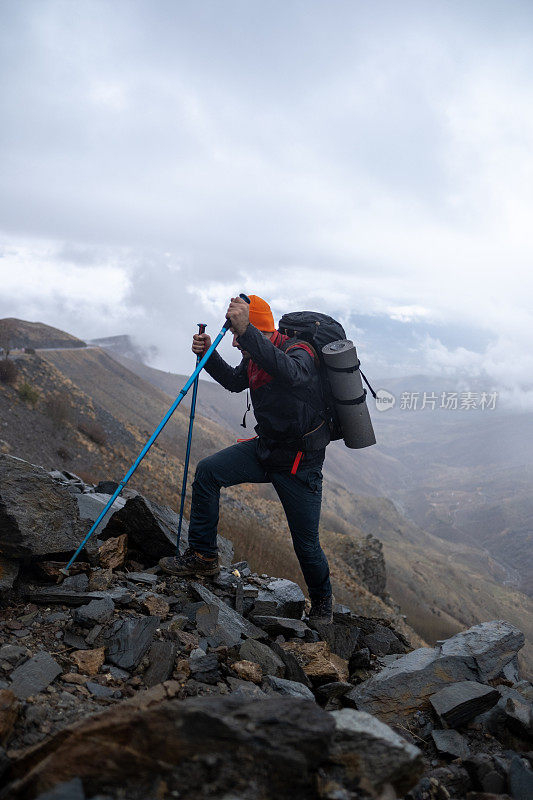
<box><xmin>0</xmin><ymin>1</ymin><xmax>532</xmax><ymax>406</ymax></box>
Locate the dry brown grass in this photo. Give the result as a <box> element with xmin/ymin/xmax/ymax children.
<box><xmin>77</xmin><ymin>418</ymin><xmax>107</xmax><ymax>446</ymax></box>
<box><xmin>0</xmin><ymin>359</ymin><xmax>18</xmax><ymax>384</ymax></box>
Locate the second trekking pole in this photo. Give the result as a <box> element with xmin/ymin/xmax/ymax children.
<box><xmin>61</xmin><ymin>294</ymin><xmax>250</xmax><ymax>574</ymax></box>
<box><xmin>176</xmin><ymin>322</ymin><xmax>206</xmax><ymax>553</ymax></box>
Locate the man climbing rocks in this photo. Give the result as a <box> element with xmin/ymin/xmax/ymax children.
<box><xmin>160</xmin><ymin>294</ymin><xmax>334</xmax><ymax>624</ymax></box>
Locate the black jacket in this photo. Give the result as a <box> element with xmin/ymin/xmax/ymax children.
<box><xmin>203</xmin><ymin>324</ymin><xmax>330</xmax><ymax>470</ymax></box>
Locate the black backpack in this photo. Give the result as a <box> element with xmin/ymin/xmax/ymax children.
<box><xmin>278</xmin><ymin>311</ymin><xmax>347</xmax><ymax>441</ymax></box>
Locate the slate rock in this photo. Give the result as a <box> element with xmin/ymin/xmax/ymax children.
<box><xmin>477</xmin><ymin>684</ymin><xmax>533</xmax><ymax>739</ymax></box>
<box><xmin>502</xmin><ymin>655</ymin><xmax>521</xmax><ymax>684</ymax></box>
<box><xmin>191</xmin><ymin>582</ymin><xmax>267</xmax><ymax>646</ymax></box>
<box><xmin>509</xmin><ymin>754</ymin><xmax>533</xmax><ymax>800</ymax></box>
<box><xmin>107</xmin><ymin>666</ymin><xmax>130</xmax><ymax>680</ymax></box>
<box><xmin>331</xmin><ymin>708</ymin><xmax>424</xmax><ymax>793</ymax></box>
<box><xmin>0</xmin><ymin>644</ymin><xmax>27</xmax><ymax>665</ymax></box>
<box><xmin>86</xmin><ymin>682</ymin><xmax>116</xmax><ymax>699</ymax></box>
<box><xmin>432</xmin><ymin>729</ymin><xmax>470</xmax><ymax>759</ymax></box>
<box><xmin>189</xmin><ymin>653</ymin><xmax>221</xmax><ymax>685</ymax></box>
<box><xmin>29</xmin><ymin>587</ymin><xmax>132</xmax><ymax>607</ymax></box>
<box><xmin>73</xmin><ymin>596</ymin><xmax>115</xmax><ymax>627</ymax></box>
<box><xmin>251</xmin><ymin>578</ymin><xmax>305</xmax><ymax>619</ymax></box>
<box><xmin>263</xmin><ymin>675</ymin><xmax>315</xmax><ymax>701</ymax></box>
<box><xmin>6</xmin><ymin>695</ymin><xmax>335</xmax><ymax>799</ymax></box>
<box><xmin>0</xmin><ymin>454</ymin><xmax>89</xmax><ymax>558</ymax></box>
<box><xmin>101</xmin><ymin>494</ymin><xmax>233</xmax><ymax>565</ymax></box>
<box><xmin>315</xmin><ymin>681</ymin><xmax>353</xmax><ymax>700</ymax></box>
<box><xmin>349</xmin><ymin>647</ymin><xmax>371</xmax><ymax>671</ymax></box>
<box><xmin>104</xmin><ymin>616</ymin><xmax>160</xmax><ymax>669</ymax></box>
<box><xmin>250</xmin><ymin>615</ymin><xmax>311</xmax><ymax>639</ymax></box>
<box><xmin>212</xmin><ymin>569</ymin><xmax>239</xmax><ymax>592</ymax></box>
<box><xmin>438</xmin><ymin>621</ymin><xmax>525</xmax><ymax>682</ymax></box>
<box><xmin>239</xmin><ymin>638</ymin><xmax>285</xmax><ymax>678</ymax></box>
<box><xmin>310</xmin><ymin>617</ymin><xmax>360</xmax><ymax>660</ymax></box>
<box><xmin>269</xmin><ymin>640</ymin><xmax>312</xmax><ymax>688</ymax></box>
<box><xmin>10</xmin><ymin>651</ymin><xmax>62</xmax><ymax>699</ymax></box>
<box><xmin>363</xmin><ymin>623</ymin><xmax>407</xmax><ymax>656</ymax></box>
<box><xmin>126</xmin><ymin>572</ymin><xmax>158</xmax><ymax>585</ymax></box>
<box><xmin>62</xmin><ymin>573</ymin><xmax>89</xmax><ymax>592</ymax></box>
<box><xmin>430</xmin><ymin>681</ymin><xmax>500</xmax><ymax>727</ymax></box>
<box><xmin>76</xmin><ymin>492</ymin><xmax>126</xmax><ymax>523</ymax></box>
<box><xmin>63</xmin><ymin>632</ymin><xmax>88</xmax><ymax>650</ymax></box>
<box><xmin>35</xmin><ymin>777</ymin><xmax>85</xmax><ymax>800</ymax></box>
<box><xmin>345</xmin><ymin>646</ymin><xmax>478</xmax><ymax>722</ymax></box>
<box><xmin>144</xmin><ymin>641</ymin><xmax>176</xmax><ymax>688</ymax></box>
<box><xmin>231</xmin><ymin>683</ymin><xmax>268</xmax><ymax>700</ymax></box>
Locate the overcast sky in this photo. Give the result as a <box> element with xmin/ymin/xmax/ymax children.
<box><xmin>1</xmin><ymin>0</ymin><xmax>532</xmax><ymax>408</ymax></box>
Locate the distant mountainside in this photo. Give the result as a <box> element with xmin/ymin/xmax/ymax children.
<box><xmin>0</xmin><ymin>317</ymin><xmax>86</xmax><ymax>349</ymax></box>
<box><xmin>88</xmin><ymin>334</ymin><xmax>157</xmax><ymax>364</ymax></box>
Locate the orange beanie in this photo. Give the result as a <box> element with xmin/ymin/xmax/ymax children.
<box><xmin>248</xmin><ymin>295</ymin><xmax>275</xmax><ymax>332</ymax></box>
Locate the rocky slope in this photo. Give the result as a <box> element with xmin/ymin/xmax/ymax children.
<box><xmin>0</xmin><ymin>455</ymin><xmax>532</xmax><ymax>800</ymax></box>
<box><xmin>0</xmin><ymin>319</ymin><xmax>86</xmax><ymax>351</ymax></box>
<box><xmin>0</xmin><ymin>348</ymin><xmax>421</xmax><ymax>645</ymax></box>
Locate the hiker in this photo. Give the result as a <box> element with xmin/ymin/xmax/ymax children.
<box><xmin>159</xmin><ymin>294</ymin><xmax>334</xmax><ymax>624</ymax></box>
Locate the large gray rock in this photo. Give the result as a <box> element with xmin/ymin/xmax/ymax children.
<box><xmin>309</xmin><ymin>616</ymin><xmax>360</xmax><ymax>660</ymax></box>
<box><xmin>330</xmin><ymin>708</ymin><xmax>424</xmax><ymax>793</ymax></box>
<box><xmin>478</xmin><ymin>684</ymin><xmax>533</xmax><ymax>739</ymax></box>
<box><xmin>144</xmin><ymin>641</ymin><xmax>177</xmax><ymax>687</ymax></box>
<box><xmin>101</xmin><ymin>494</ymin><xmax>233</xmax><ymax>565</ymax></box>
<box><xmin>510</xmin><ymin>754</ymin><xmax>533</xmax><ymax>800</ymax></box>
<box><xmin>76</xmin><ymin>492</ymin><xmax>125</xmax><ymax>522</ymax></box>
<box><xmin>438</xmin><ymin>620</ymin><xmax>525</xmax><ymax>681</ymax></box>
<box><xmin>251</xmin><ymin>578</ymin><xmax>305</xmax><ymax>619</ymax></box>
<box><xmin>73</xmin><ymin>596</ymin><xmax>115</xmax><ymax>627</ymax></box>
<box><xmin>263</xmin><ymin>675</ymin><xmax>315</xmax><ymax>701</ymax></box>
<box><xmin>239</xmin><ymin>639</ymin><xmax>285</xmax><ymax>678</ymax></box>
<box><xmin>249</xmin><ymin>615</ymin><xmax>311</xmax><ymax>639</ymax></box>
<box><xmin>5</xmin><ymin>695</ymin><xmax>336</xmax><ymax>800</ymax></box>
<box><xmin>270</xmin><ymin>641</ymin><xmax>312</xmax><ymax>688</ymax></box>
<box><xmin>431</xmin><ymin>730</ymin><xmax>470</xmax><ymax>759</ymax></box>
<box><xmin>0</xmin><ymin>455</ymin><xmax>88</xmax><ymax>559</ymax></box>
<box><xmin>10</xmin><ymin>651</ymin><xmax>62</xmax><ymax>699</ymax></box>
<box><xmin>104</xmin><ymin>616</ymin><xmax>160</xmax><ymax>669</ymax></box>
<box><xmin>429</xmin><ymin>680</ymin><xmax>500</xmax><ymax>727</ymax></box>
<box><xmin>345</xmin><ymin>646</ymin><xmax>477</xmax><ymax>722</ymax></box>
<box><xmin>191</xmin><ymin>582</ymin><xmax>267</xmax><ymax>647</ymax></box>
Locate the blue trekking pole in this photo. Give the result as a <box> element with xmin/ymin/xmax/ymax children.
<box><xmin>61</xmin><ymin>294</ymin><xmax>251</xmax><ymax>574</ymax></box>
<box><xmin>176</xmin><ymin>322</ymin><xmax>206</xmax><ymax>553</ymax></box>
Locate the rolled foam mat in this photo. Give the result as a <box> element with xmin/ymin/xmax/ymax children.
<box><xmin>322</xmin><ymin>339</ymin><xmax>376</xmax><ymax>449</ymax></box>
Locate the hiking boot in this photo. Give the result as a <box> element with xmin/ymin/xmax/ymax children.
<box><xmin>309</xmin><ymin>594</ymin><xmax>333</xmax><ymax>625</ymax></box>
<box><xmin>159</xmin><ymin>546</ymin><xmax>220</xmax><ymax>577</ymax></box>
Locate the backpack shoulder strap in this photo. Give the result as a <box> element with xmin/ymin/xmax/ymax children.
<box><xmin>280</xmin><ymin>338</ymin><xmax>319</xmax><ymax>364</ymax></box>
